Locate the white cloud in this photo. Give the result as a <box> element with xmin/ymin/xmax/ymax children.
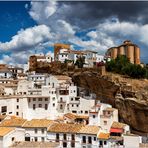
<box><xmin>0</xmin><ymin>25</ymin><xmax>52</xmax><ymax>51</ymax></box>
<box><xmin>87</xmin><ymin>31</ymin><xmax>98</xmax><ymax>39</ymax></box>
<box><xmin>29</xmin><ymin>1</ymin><xmax>57</xmax><ymax>24</ymax></box>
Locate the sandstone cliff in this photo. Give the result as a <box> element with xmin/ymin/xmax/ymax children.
<box><xmin>71</xmin><ymin>71</ymin><xmax>148</xmax><ymax>135</ymax></box>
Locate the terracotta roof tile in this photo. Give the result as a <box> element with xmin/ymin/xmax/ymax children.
<box><xmin>0</xmin><ymin>118</ymin><xmax>26</xmax><ymax>127</ymax></box>
<box><xmin>48</xmin><ymin>123</ymin><xmax>99</xmax><ymax>135</ymax></box>
<box><xmin>111</xmin><ymin>121</ymin><xmax>127</xmax><ymax>129</ymax></box>
<box><xmin>78</xmin><ymin>125</ymin><xmax>100</xmax><ymax>135</ymax></box>
<box><xmin>0</xmin><ymin>127</ymin><xmax>14</xmax><ymax>137</ymax></box>
<box><xmin>64</xmin><ymin>113</ymin><xmax>88</xmax><ymax>120</ymax></box>
<box><xmin>98</xmin><ymin>132</ymin><xmax>110</xmax><ymax>140</ymax></box>
<box><xmin>48</xmin><ymin>123</ymin><xmax>82</xmax><ymax>133</ymax></box>
<box><xmin>22</xmin><ymin>119</ymin><xmax>53</xmax><ymax>128</ymax></box>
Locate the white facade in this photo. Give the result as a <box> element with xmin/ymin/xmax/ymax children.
<box><xmin>24</xmin><ymin>127</ymin><xmax>48</xmax><ymax>142</ymax></box>
<box><xmin>96</xmin><ymin>54</ymin><xmax>104</xmax><ymax>63</ymax></box>
<box><xmin>0</xmin><ymin>128</ymin><xmax>25</xmax><ymax>148</ymax></box>
<box><xmin>123</xmin><ymin>134</ymin><xmax>142</xmax><ymax>148</ymax></box>
<box><xmin>0</xmin><ymin>71</ymin><xmax>13</xmax><ymax>79</ymax></box>
<box><xmin>58</xmin><ymin>48</ymin><xmax>69</xmax><ymax>63</ymax></box>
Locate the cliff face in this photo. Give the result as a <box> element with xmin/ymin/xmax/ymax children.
<box><xmin>71</xmin><ymin>71</ymin><xmax>148</xmax><ymax>135</ymax></box>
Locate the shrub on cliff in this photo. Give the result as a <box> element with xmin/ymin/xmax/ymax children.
<box><xmin>106</xmin><ymin>55</ymin><xmax>148</xmax><ymax>79</ymax></box>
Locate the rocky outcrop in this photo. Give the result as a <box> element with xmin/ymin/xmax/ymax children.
<box><xmin>71</xmin><ymin>71</ymin><xmax>148</xmax><ymax>135</ymax></box>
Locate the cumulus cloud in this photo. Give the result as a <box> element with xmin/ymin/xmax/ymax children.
<box><xmin>29</xmin><ymin>1</ymin><xmax>57</xmax><ymax>24</ymax></box>
<box><xmin>0</xmin><ymin>25</ymin><xmax>52</xmax><ymax>51</ymax></box>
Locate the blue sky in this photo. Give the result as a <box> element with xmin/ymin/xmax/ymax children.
<box><xmin>0</xmin><ymin>1</ymin><xmax>148</xmax><ymax>64</ymax></box>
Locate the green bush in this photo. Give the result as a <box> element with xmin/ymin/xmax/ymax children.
<box><xmin>106</xmin><ymin>55</ymin><xmax>148</xmax><ymax>79</ymax></box>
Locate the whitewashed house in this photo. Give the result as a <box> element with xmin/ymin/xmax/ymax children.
<box><xmin>22</xmin><ymin>119</ymin><xmax>53</xmax><ymax>142</ymax></box>
<box><xmin>0</xmin><ymin>127</ymin><xmax>25</xmax><ymax>148</ymax></box>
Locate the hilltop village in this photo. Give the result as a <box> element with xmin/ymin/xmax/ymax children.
<box><xmin>0</xmin><ymin>41</ymin><xmax>147</xmax><ymax>148</ymax></box>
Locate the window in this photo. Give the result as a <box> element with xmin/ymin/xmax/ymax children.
<box><xmin>16</xmin><ymin>112</ymin><xmax>19</xmax><ymax>116</ymax></box>
<box><xmin>45</xmin><ymin>104</ymin><xmax>48</xmax><ymax>110</ymax></box>
<box><xmin>88</xmin><ymin>136</ymin><xmax>92</xmax><ymax>144</ymax></box>
<box><xmin>53</xmin><ymin>103</ymin><xmax>55</xmax><ymax>107</ymax></box>
<box><xmin>85</xmin><ymin>111</ymin><xmax>88</xmax><ymax>114</ymax></box>
<box><xmin>81</xmin><ymin>111</ymin><xmax>83</xmax><ymax>113</ymax></box>
<box><xmin>73</xmin><ymin>90</ymin><xmax>75</xmax><ymax>93</ymax></box>
<box><xmin>45</xmin><ymin>98</ymin><xmax>48</xmax><ymax>101</ymax></box>
<box><xmin>63</xmin><ymin>134</ymin><xmax>67</xmax><ymax>140</ymax></box>
<box><xmin>104</xmin><ymin>121</ymin><xmax>107</xmax><ymax>125</ymax></box>
<box><xmin>41</xmin><ymin>137</ymin><xmax>44</xmax><ymax>142</ymax></box>
<box><xmin>71</xmin><ymin>142</ymin><xmax>75</xmax><ymax>147</ymax></box>
<box><xmin>100</xmin><ymin>141</ymin><xmax>103</xmax><ymax>146</ymax></box>
<box><xmin>28</xmin><ymin>98</ymin><xmax>31</xmax><ymax>103</ymax></box>
<box><xmin>94</xmin><ymin>137</ymin><xmax>96</xmax><ymax>141</ymax></box>
<box><xmin>41</xmin><ymin>129</ymin><xmax>44</xmax><ymax>134</ymax></box>
<box><xmin>72</xmin><ymin>110</ymin><xmax>77</xmax><ymax>113</ymax></box>
<box><xmin>56</xmin><ymin>133</ymin><xmax>59</xmax><ymax>142</ymax></box>
<box><xmin>33</xmin><ymin>104</ymin><xmax>36</xmax><ymax>110</ymax></box>
<box><xmin>35</xmin><ymin>129</ymin><xmax>38</xmax><ymax>133</ymax></box>
<box><xmin>93</xmin><ymin>115</ymin><xmax>96</xmax><ymax>118</ymax></box>
<box><xmin>82</xmin><ymin>136</ymin><xmax>86</xmax><ymax>143</ymax></box>
<box><xmin>34</xmin><ymin>137</ymin><xmax>37</xmax><ymax>141</ymax></box>
<box><xmin>38</xmin><ymin>98</ymin><xmax>42</xmax><ymax>101</ymax></box>
<box><xmin>16</xmin><ymin>105</ymin><xmax>19</xmax><ymax>109</ymax></box>
<box><xmin>71</xmin><ymin>98</ymin><xmax>73</xmax><ymax>101</ymax></box>
<box><xmin>52</xmin><ymin>97</ymin><xmax>55</xmax><ymax>101</ymax></box>
<box><xmin>39</xmin><ymin>104</ymin><xmax>42</xmax><ymax>108</ymax></box>
<box><xmin>33</xmin><ymin>98</ymin><xmax>36</xmax><ymax>101</ymax></box>
<box><xmin>104</xmin><ymin>141</ymin><xmax>107</xmax><ymax>145</ymax></box>
<box><xmin>17</xmin><ymin>99</ymin><xmax>19</xmax><ymax>102</ymax></box>
<box><xmin>72</xmin><ymin>104</ymin><xmax>74</xmax><ymax>107</ymax></box>
<box><xmin>12</xmin><ymin>137</ymin><xmax>15</xmax><ymax>141</ymax></box>
<box><xmin>1</xmin><ymin>106</ymin><xmax>7</xmax><ymax>113</ymax></box>
<box><xmin>60</xmin><ymin>104</ymin><xmax>63</xmax><ymax>110</ymax></box>
<box><xmin>77</xmin><ymin>104</ymin><xmax>79</xmax><ymax>107</ymax></box>
<box><xmin>71</xmin><ymin>134</ymin><xmax>75</xmax><ymax>140</ymax></box>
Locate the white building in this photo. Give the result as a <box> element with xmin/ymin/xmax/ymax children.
<box><xmin>123</xmin><ymin>134</ymin><xmax>142</xmax><ymax>148</ymax></box>
<box><xmin>22</xmin><ymin>119</ymin><xmax>53</xmax><ymax>142</ymax></box>
<box><xmin>56</xmin><ymin>48</ymin><xmax>69</xmax><ymax>63</ymax></box>
<box><xmin>47</xmin><ymin>122</ymin><xmax>101</xmax><ymax>148</ymax></box>
<box><xmin>0</xmin><ymin>127</ymin><xmax>25</xmax><ymax>148</ymax></box>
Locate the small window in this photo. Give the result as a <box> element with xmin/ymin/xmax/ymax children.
<box><xmin>85</xmin><ymin>111</ymin><xmax>88</xmax><ymax>114</ymax></box>
<box><xmin>41</xmin><ymin>129</ymin><xmax>44</xmax><ymax>134</ymax></box>
<box><xmin>16</xmin><ymin>105</ymin><xmax>19</xmax><ymax>109</ymax></box>
<box><xmin>16</xmin><ymin>112</ymin><xmax>19</xmax><ymax>116</ymax></box>
<box><xmin>45</xmin><ymin>98</ymin><xmax>48</xmax><ymax>101</ymax></box>
<box><xmin>77</xmin><ymin>104</ymin><xmax>79</xmax><ymax>107</ymax></box>
<box><xmin>33</xmin><ymin>98</ymin><xmax>36</xmax><ymax>101</ymax></box>
<box><xmin>53</xmin><ymin>103</ymin><xmax>55</xmax><ymax>107</ymax></box>
<box><xmin>41</xmin><ymin>137</ymin><xmax>44</xmax><ymax>142</ymax></box>
<box><xmin>94</xmin><ymin>137</ymin><xmax>96</xmax><ymax>141</ymax></box>
<box><xmin>35</xmin><ymin>129</ymin><xmax>38</xmax><ymax>133</ymax></box>
<box><xmin>39</xmin><ymin>104</ymin><xmax>42</xmax><ymax>108</ymax></box>
<box><xmin>93</xmin><ymin>115</ymin><xmax>96</xmax><ymax>118</ymax></box>
<box><xmin>60</xmin><ymin>104</ymin><xmax>63</xmax><ymax>110</ymax></box>
<box><xmin>38</xmin><ymin>98</ymin><xmax>42</xmax><ymax>101</ymax></box>
<box><xmin>12</xmin><ymin>137</ymin><xmax>15</xmax><ymax>141</ymax></box>
<box><xmin>28</xmin><ymin>98</ymin><xmax>31</xmax><ymax>102</ymax></box>
<box><xmin>33</xmin><ymin>104</ymin><xmax>36</xmax><ymax>110</ymax></box>
<box><xmin>45</xmin><ymin>104</ymin><xmax>48</xmax><ymax>110</ymax></box>
<box><xmin>34</xmin><ymin>137</ymin><xmax>37</xmax><ymax>141</ymax></box>
<box><xmin>52</xmin><ymin>97</ymin><xmax>55</xmax><ymax>101</ymax></box>
<box><xmin>71</xmin><ymin>98</ymin><xmax>73</xmax><ymax>101</ymax></box>
<box><xmin>104</xmin><ymin>141</ymin><xmax>107</xmax><ymax>145</ymax></box>
<box><xmin>72</xmin><ymin>104</ymin><xmax>74</xmax><ymax>107</ymax></box>
<box><xmin>17</xmin><ymin>99</ymin><xmax>19</xmax><ymax>102</ymax></box>
<box><xmin>104</xmin><ymin>121</ymin><xmax>107</xmax><ymax>125</ymax></box>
